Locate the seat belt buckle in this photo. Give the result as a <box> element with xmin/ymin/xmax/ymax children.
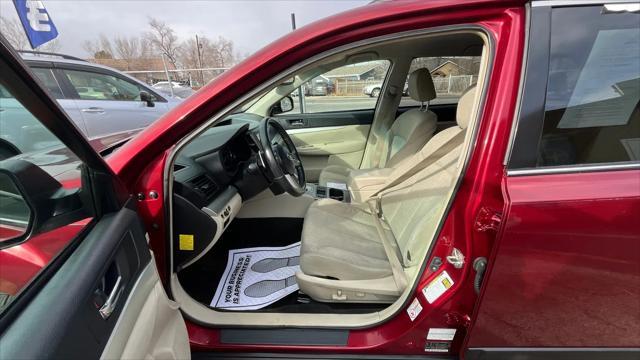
<box><xmin>375</xmin><ymin>196</ymin><xmax>385</xmax><ymax>220</ymax></box>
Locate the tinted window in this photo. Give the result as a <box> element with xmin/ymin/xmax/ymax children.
<box><xmin>0</xmin><ymin>84</ymin><xmax>62</xmax><ymax>153</ymax></box>
<box><xmin>0</xmin><ymin>80</ymin><xmax>88</xmax><ymax>315</ymax></box>
<box><xmin>63</xmin><ymin>69</ymin><xmax>143</xmax><ymax>101</ymax></box>
<box><xmin>31</xmin><ymin>67</ymin><xmax>64</xmax><ymax>99</ymax></box>
<box><xmin>400</xmin><ymin>56</ymin><xmax>480</xmax><ymax>107</ymax></box>
<box><xmin>538</xmin><ymin>6</ymin><xmax>639</xmax><ymax>166</ymax></box>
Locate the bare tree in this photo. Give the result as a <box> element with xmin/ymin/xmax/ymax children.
<box><xmin>0</xmin><ymin>16</ymin><xmax>29</xmax><ymax>50</ymax></box>
<box><xmin>178</xmin><ymin>35</ymin><xmax>236</xmax><ymax>84</ymax></box>
<box><xmin>210</xmin><ymin>36</ymin><xmax>235</xmax><ymax>68</ymax></box>
<box><xmin>146</xmin><ymin>17</ymin><xmax>180</xmax><ymax>67</ymax></box>
<box><xmin>180</xmin><ymin>36</ymin><xmax>236</xmax><ymax>68</ymax></box>
<box><xmin>38</xmin><ymin>39</ymin><xmax>61</xmax><ymax>53</ymax></box>
<box><xmin>1</xmin><ymin>16</ymin><xmax>62</xmax><ymax>53</ymax></box>
<box><xmin>83</xmin><ymin>34</ymin><xmax>114</xmax><ymax>58</ymax></box>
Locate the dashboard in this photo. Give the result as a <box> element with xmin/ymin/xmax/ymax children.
<box><xmin>171</xmin><ymin>114</ymin><xmax>273</xmax><ymax>270</ymax></box>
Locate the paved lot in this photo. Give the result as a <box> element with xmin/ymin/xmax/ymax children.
<box><xmin>291</xmin><ymin>94</ymin><xmax>460</xmax><ymax>113</ymax></box>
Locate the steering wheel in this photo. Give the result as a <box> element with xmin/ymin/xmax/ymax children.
<box><xmin>258</xmin><ymin>118</ymin><xmax>306</xmax><ymax>197</ymax></box>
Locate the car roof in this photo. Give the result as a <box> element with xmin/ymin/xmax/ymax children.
<box><xmin>20</xmin><ymin>53</ymin><xmax>122</xmax><ymax>72</ymax></box>
<box><xmin>18</xmin><ymin>53</ymin><xmax>177</xmax><ymax>101</ymax></box>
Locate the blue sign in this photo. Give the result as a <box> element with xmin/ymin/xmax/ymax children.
<box><xmin>12</xmin><ymin>0</ymin><xmax>58</xmax><ymax>49</ymax></box>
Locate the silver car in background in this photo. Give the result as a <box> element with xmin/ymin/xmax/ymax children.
<box><xmin>1</xmin><ymin>51</ymin><xmax>181</xmax><ymax>153</ymax></box>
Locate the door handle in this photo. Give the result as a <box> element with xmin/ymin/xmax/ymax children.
<box><xmin>81</xmin><ymin>107</ymin><xmax>105</xmax><ymax>114</ymax></box>
<box><xmin>99</xmin><ymin>275</ymin><xmax>123</xmax><ymax>319</ymax></box>
<box><xmin>288</xmin><ymin>119</ymin><xmax>305</xmax><ymax>127</ymax></box>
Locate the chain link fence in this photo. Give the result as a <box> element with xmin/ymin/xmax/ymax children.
<box><xmin>124</xmin><ymin>68</ymin><xmax>229</xmax><ymax>88</ymax></box>
<box><xmin>432</xmin><ymin>75</ymin><xmax>477</xmax><ymax>95</ymax></box>
<box><xmin>326</xmin><ymin>75</ymin><xmax>477</xmax><ymax>97</ymax></box>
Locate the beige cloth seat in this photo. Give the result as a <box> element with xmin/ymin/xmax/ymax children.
<box><xmin>318</xmin><ymin>68</ymin><xmax>438</xmax><ymax>187</ymax></box>
<box><xmin>297</xmin><ymin>86</ymin><xmax>477</xmax><ymax>303</ymax></box>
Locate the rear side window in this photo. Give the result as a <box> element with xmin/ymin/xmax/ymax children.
<box><xmin>538</xmin><ymin>6</ymin><xmax>639</xmax><ymax>167</ymax></box>
<box><xmin>30</xmin><ymin>68</ymin><xmax>64</xmax><ymax>99</ymax></box>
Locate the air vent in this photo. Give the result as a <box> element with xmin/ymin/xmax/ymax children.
<box><xmin>189</xmin><ymin>174</ymin><xmax>218</xmax><ymax>200</ymax></box>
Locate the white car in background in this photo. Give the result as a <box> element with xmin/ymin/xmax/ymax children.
<box><xmin>363</xmin><ymin>81</ymin><xmax>410</xmax><ymax>97</ymax></box>
<box><xmin>362</xmin><ymin>83</ymin><xmax>383</xmax><ymax>97</ymax></box>
<box><xmin>152</xmin><ymin>81</ymin><xmax>196</xmax><ymax>100</ymax></box>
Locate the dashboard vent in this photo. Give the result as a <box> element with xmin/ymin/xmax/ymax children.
<box><xmin>189</xmin><ymin>174</ymin><xmax>218</xmax><ymax>200</ymax></box>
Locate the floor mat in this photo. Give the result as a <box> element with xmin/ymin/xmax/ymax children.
<box><xmin>210</xmin><ymin>242</ymin><xmax>301</xmax><ymax>311</ymax></box>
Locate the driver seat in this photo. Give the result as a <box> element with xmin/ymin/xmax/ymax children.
<box><xmin>296</xmin><ymin>86</ymin><xmax>477</xmax><ymax>303</ymax></box>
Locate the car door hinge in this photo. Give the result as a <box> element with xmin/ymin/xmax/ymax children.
<box><xmin>474</xmin><ymin>207</ymin><xmax>502</xmax><ymax>233</ymax></box>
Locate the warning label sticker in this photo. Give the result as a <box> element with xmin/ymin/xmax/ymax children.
<box><xmin>425</xmin><ymin>341</ymin><xmax>450</xmax><ymax>353</ymax></box>
<box><xmin>422</xmin><ymin>270</ymin><xmax>454</xmax><ymax>304</ymax></box>
<box><xmin>406</xmin><ymin>297</ymin><xmax>423</xmax><ymax>322</ymax></box>
<box><xmin>427</xmin><ymin>328</ymin><xmax>457</xmax><ymax>341</ymax></box>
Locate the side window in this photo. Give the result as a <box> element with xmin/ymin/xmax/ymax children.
<box><xmin>30</xmin><ymin>67</ymin><xmax>64</xmax><ymax>99</ymax></box>
<box><xmin>400</xmin><ymin>56</ymin><xmax>481</xmax><ymax>107</ymax></box>
<box><xmin>292</xmin><ymin>60</ymin><xmax>390</xmax><ymax>114</ymax></box>
<box><xmin>0</xmin><ymin>81</ymin><xmax>90</xmax><ymax>314</ymax></box>
<box><xmin>0</xmin><ymin>84</ymin><xmax>62</xmax><ymax>153</ymax></box>
<box><xmin>62</xmin><ymin>69</ymin><xmax>143</xmax><ymax>101</ymax></box>
<box><xmin>538</xmin><ymin>6</ymin><xmax>639</xmax><ymax>167</ymax></box>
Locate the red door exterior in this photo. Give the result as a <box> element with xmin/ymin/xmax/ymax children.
<box><xmin>465</xmin><ymin>2</ymin><xmax>640</xmax><ymax>358</ymax></box>
<box><xmin>467</xmin><ymin>170</ymin><xmax>640</xmax><ymax>348</ymax></box>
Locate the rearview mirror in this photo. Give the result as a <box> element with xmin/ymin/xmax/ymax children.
<box><xmin>270</xmin><ymin>96</ymin><xmax>294</xmax><ymax>116</ymax></box>
<box><xmin>279</xmin><ymin>77</ymin><xmax>295</xmax><ymax>86</ymax></box>
<box><xmin>140</xmin><ymin>91</ymin><xmax>155</xmax><ymax>107</ymax></box>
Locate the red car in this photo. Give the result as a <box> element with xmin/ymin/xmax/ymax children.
<box><xmin>0</xmin><ymin>0</ymin><xmax>638</xmax><ymax>359</ymax></box>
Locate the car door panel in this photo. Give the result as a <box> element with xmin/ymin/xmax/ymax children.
<box><xmin>289</xmin><ymin>124</ymin><xmax>369</xmax><ymax>181</ymax></box>
<box><xmin>78</xmin><ymin>99</ymin><xmax>163</xmax><ymax>138</ymax></box>
<box><xmin>0</xmin><ymin>205</ymin><xmax>189</xmax><ymax>359</ymax></box>
<box><xmin>276</xmin><ymin>109</ymin><xmax>374</xmax><ymax>182</ymax></box>
<box><xmin>102</xmin><ymin>252</ymin><xmax>189</xmax><ymax>359</ymax></box>
<box><xmin>57</xmin><ymin>98</ymin><xmax>89</xmax><ymax>134</ymax></box>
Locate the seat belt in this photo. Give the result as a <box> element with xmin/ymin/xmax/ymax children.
<box><xmin>367</xmin><ymin>130</ymin><xmax>466</xmax><ymax>201</ymax></box>
<box><xmin>367</xmin><ymin>200</ymin><xmax>408</xmax><ymax>292</ymax></box>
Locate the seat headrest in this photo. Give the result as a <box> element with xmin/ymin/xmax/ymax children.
<box><xmin>456</xmin><ymin>85</ymin><xmax>477</xmax><ymax>130</ymax></box>
<box><xmin>407</xmin><ymin>68</ymin><xmax>436</xmax><ymax>102</ymax></box>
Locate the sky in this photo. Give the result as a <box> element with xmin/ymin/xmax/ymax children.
<box><xmin>0</xmin><ymin>0</ymin><xmax>368</xmax><ymax>58</ymax></box>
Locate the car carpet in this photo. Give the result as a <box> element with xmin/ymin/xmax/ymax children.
<box><xmin>177</xmin><ymin>217</ymin><xmax>385</xmax><ymax>314</ymax></box>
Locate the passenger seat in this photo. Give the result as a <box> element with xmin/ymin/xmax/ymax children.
<box><xmin>318</xmin><ymin>68</ymin><xmax>438</xmax><ymax>187</ymax></box>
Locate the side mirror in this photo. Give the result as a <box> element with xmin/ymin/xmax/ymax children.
<box><xmin>140</xmin><ymin>91</ymin><xmax>155</xmax><ymax>107</ymax></box>
<box><xmin>0</xmin><ymin>159</ymin><xmax>82</xmax><ymax>249</ymax></box>
<box><xmin>270</xmin><ymin>96</ymin><xmax>294</xmax><ymax>116</ymax></box>
<box><xmin>0</xmin><ymin>171</ymin><xmax>31</xmax><ymax>245</ymax></box>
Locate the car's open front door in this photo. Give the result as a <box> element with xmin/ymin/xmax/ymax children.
<box><xmin>0</xmin><ymin>35</ymin><xmax>190</xmax><ymax>359</ymax></box>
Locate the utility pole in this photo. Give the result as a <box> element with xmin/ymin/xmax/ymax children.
<box><xmin>291</xmin><ymin>13</ymin><xmax>306</xmax><ymax>113</ymax></box>
<box><xmin>195</xmin><ymin>34</ymin><xmax>205</xmax><ymax>86</ymax></box>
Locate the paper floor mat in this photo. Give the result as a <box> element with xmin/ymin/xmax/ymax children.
<box><xmin>210</xmin><ymin>242</ymin><xmax>301</xmax><ymax>310</ymax></box>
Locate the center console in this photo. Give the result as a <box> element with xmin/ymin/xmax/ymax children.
<box><xmin>305</xmin><ymin>183</ymin><xmax>350</xmax><ymax>203</ymax></box>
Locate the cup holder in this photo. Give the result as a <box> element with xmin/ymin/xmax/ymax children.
<box><xmin>328</xmin><ymin>188</ymin><xmax>345</xmax><ymax>202</ymax></box>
